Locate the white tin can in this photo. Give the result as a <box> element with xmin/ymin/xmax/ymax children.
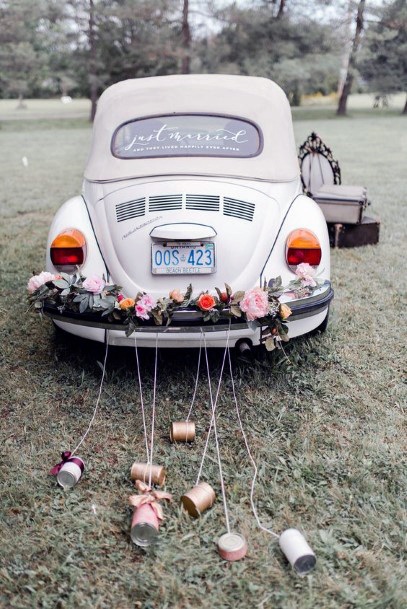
<box><xmin>57</xmin><ymin>457</ymin><xmax>85</xmax><ymax>489</ymax></box>
<box><xmin>279</xmin><ymin>528</ymin><xmax>316</xmax><ymax>575</ymax></box>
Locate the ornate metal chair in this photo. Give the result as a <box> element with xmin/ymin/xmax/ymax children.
<box><xmin>298</xmin><ymin>132</ymin><xmax>378</xmax><ymax>247</ymax></box>
<box><xmin>298</xmin><ymin>132</ymin><xmax>341</xmax><ymax>196</ymax></box>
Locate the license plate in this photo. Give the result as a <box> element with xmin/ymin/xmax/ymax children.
<box><xmin>151</xmin><ymin>242</ymin><xmax>215</xmax><ymax>274</ymax></box>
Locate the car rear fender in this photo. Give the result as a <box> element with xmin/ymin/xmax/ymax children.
<box><xmin>45</xmin><ymin>195</ymin><xmax>108</xmax><ymax>279</ymax></box>
<box><xmin>261</xmin><ymin>193</ymin><xmax>330</xmax><ymax>285</ymax></box>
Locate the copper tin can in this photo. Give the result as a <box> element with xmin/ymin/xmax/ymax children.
<box><xmin>130</xmin><ymin>503</ymin><xmax>159</xmax><ymax>547</ymax></box>
<box><xmin>170</xmin><ymin>421</ymin><xmax>196</xmax><ymax>443</ymax></box>
<box><xmin>181</xmin><ymin>482</ymin><xmax>216</xmax><ymax>518</ymax></box>
<box><xmin>217</xmin><ymin>532</ymin><xmax>248</xmax><ymax>562</ymax></box>
<box><xmin>130</xmin><ymin>462</ymin><xmax>166</xmax><ymax>486</ymax></box>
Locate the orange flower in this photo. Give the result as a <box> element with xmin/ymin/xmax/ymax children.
<box><xmin>197</xmin><ymin>293</ymin><xmax>216</xmax><ymax>311</ymax></box>
<box><xmin>119</xmin><ymin>297</ymin><xmax>135</xmax><ymax>310</ymax></box>
<box><xmin>279</xmin><ymin>303</ymin><xmax>292</xmax><ymax>320</ymax></box>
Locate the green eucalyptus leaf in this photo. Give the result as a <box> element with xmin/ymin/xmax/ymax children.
<box><xmin>231</xmin><ymin>290</ymin><xmax>245</xmax><ymax>304</ymax></box>
<box><xmin>230</xmin><ymin>305</ymin><xmax>242</xmax><ymax>317</ymax></box>
<box><xmin>265</xmin><ymin>338</ymin><xmax>276</xmax><ymax>351</ymax></box>
<box><xmin>53</xmin><ymin>279</ymin><xmax>70</xmax><ymax>289</ymax></box>
<box><xmin>152</xmin><ymin>310</ymin><xmax>163</xmax><ymax>325</ymax></box>
<box><xmin>210</xmin><ymin>310</ymin><xmax>220</xmax><ymax>323</ymax></box>
<box><xmin>79</xmin><ymin>296</ymin><xmax>89</xmax><ymax>314</ymax></box>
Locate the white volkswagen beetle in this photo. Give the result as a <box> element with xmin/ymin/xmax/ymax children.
<box><xmin>40</xmin><ymin>75</ymin><xmax>333</xmax><ymax>349</ymax></box>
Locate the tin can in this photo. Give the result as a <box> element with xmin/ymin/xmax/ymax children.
<box><xmin>130</xmin><ymin>462</ymin><xmax>166</xmax><ymax>486</ymax></box>
<box><xmin>181</xmin><ymin>482</ymin><xmax>216</xmax><ymax>518</ymax></box>
<box><xmin>170</xmin><ymin>421</ymin><xmax>196</xmax><ymax>443</ymax></box>
<box><xmin>217</xmin><ymin>532</ymin><xmax>248</xmax><ymax>562</ymax></box>
<box><xmin>130</xmin><ymin>503</ymin><xmax>159</xmax><ymax>547</ymax></box>
<box><xmin>57</xmin><ymin>457</ymin><xmax>85</xmax><ymax>489</ymax></box>
<box><xmin>279</xmin><ymin>528</ymin><xmax>316</xmax><ymax>575</ymax></box>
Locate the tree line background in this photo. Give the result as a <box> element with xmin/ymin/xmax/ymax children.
<box><xmin>0</xmin><ymin>0</ymin><xmax>406</xmax><ymax>118</ymax></box>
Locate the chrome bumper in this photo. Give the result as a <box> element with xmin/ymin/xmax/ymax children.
<box><xmin>44</xmin><ymin>281</ymin><xmax>333</xmax><ymax>337</ymax></box>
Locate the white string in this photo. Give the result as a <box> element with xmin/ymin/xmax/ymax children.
<box><xmin>134</xmin><ymin>335</ymin><xmax>149</xmax><ymax>462</ymax></box>
<box><xmin>148</xmin><ymin>333</ymin><xmax>159</xmax><ymax>487</ymax></box>
<box><xmin>226</xmin><ymin>346</ymin><xmax>279</xmax><ymax>539</ymax></box>
<box><xmin>197</xmin><ymin>330</ymin><xmax>232</xmax><ymax>534</ymax></box>
<box><xmin>186</xmin><ymin>331</ymin><xmax>203</xmax><ymax>422</ymax></box>
<box><xmin>195</xmin><ymin>327</ymin><xmax>230</xmax><ymax>485</ymax></box>
<box><xmin>71</xmin><ymin>339</ymin><xmax>109</xmax><ymax>456</ymax></box>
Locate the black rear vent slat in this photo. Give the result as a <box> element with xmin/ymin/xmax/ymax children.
<box><xmin>116</xmin><ymin>197</ymin><xmax>145</xmax><ymax>222</ymax></box>
<box><xmin>186</xmin><ymin>194</ymin><xmax>220</xmax><ymax>211</ymax></box>
<box><xmin>149</xmin><ymin>195</ymin><xmax>182</xmax><ymax>212</ymax></box>
<box><xmin>223</xmin><ymin>197</ymin><xmax>255</xmax><ymax>222</ymax></box>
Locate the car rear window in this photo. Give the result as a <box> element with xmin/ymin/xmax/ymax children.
<box><xmin>112</xmin><ymin>114</ymin><xmax>262</xmax><ymax>159</ymax></box>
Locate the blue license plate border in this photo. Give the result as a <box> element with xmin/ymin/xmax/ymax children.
<box><xmin>151</xmin><ymin>241</ymin><xmax>216</xmax><ymax>275</ymax></box>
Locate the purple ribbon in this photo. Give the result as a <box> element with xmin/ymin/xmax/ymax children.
<box><xmin>49</xmin><ymin>451</ymin><xmax>85</xmax><ymax>476</ymax></box>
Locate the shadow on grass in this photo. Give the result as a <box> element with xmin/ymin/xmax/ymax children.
<box><xmin>50</xmin><ymin>323</ymin><xmax>331</xmax><ymax>392</ymax></box>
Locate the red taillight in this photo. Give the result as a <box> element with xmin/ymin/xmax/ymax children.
<box><xmin>286</xmin><ymin>229</ymin><xmax>321</xmax><ymax>270</ymax></box>
<box><xmin>51</xmin><ymin>247</ymin><xmax>84</xmax><ymax>266</ymax></box>
<box><xmin>50</xmin><ymin>229</ymin><xmax>86</xmax><ymax>270</ymax></box>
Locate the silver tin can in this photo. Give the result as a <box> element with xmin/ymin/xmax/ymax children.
<box><xmin>279</xmin><ymin>528</ymin><xmax>316</xmax><ymax>575</ymax></box>
<box><xmin>57</xmin><ymin>457</ymin><xmax>85</xmax><ymax>489</ymax></box>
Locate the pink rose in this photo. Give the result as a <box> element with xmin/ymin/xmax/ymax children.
<box><xmin>139</xmin><ymin>293</ymin><xmax>156</xmax><ymax>310</ymax></box>
<box><xmin>295</xmin><ymin>263</ymin><xmax>317</xmax><ymax>287</ymax></box>
<box><xmin>82</xmin><ymin>275</ymin><xmax>105</xmax><ymax>294</ymax></box>
<box><xmin>135</xmin><ymin>302</ymin><xmax>150</xmax><ymax>320</ymax></box>
<box><xmin>239</xmin><ymin>287</ymin><xmax>269</xmax><ymax>321</ymax></box>
<box><xmin>27</xmin><ymin>271</ymin><xmax>56</xmax><ymax>293</ymax></box>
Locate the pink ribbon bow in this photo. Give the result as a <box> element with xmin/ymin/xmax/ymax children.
<box><xmin>49</xmin><ymin>451</ymin><xmax>84</xmax><ymax>476</ymax></box>
<box><xmin>128</xmin><ymin>480</ymin><xmax>172</xmax><ymax>521</ymax></box>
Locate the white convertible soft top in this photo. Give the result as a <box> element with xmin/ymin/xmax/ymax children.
<box><xmin>84</xmin><ymin>74</ymin><xmax>299</xmax><ymax>183</ymax></box>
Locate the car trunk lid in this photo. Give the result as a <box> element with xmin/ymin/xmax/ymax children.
<box><xmin>85</xmin><ymin>179</ymin><xmax>287</xmax><ymax>298</ymax></box>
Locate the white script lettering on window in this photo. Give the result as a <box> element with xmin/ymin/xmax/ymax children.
<box><xmin>124</xmin><ymin>125</ymin><xmax>248</xmax><ymax>150</ymax></box>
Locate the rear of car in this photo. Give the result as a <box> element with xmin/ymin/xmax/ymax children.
<box><xmin>45</xmin><ymin>75</ymin><xmax>333</xmax><ymax>348</ymax></box>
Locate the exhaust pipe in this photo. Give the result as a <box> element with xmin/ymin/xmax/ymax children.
<box><xmin>236</xmin><ymin>339</ymin><xmax>253</xmax><ymax>355</ymax></box>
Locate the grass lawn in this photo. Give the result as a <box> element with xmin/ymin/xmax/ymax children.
<box><xmin>0</xmin><ymin>95</ymin><xmax>406</xmax><ymax>609</ymax></box>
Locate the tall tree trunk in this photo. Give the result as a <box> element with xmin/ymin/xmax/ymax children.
<box><xmin>276</xmin><ymin>0</ymin><xmax>286</xmax><ymax>20</ymax></box>
<box><xmin>181</xmin><ymin>0</ymin><xmax>191</xmax><ymax>74</ymax></box>
<box><xmin>268</xmin><ymin>0</ymin><xmax>286</xmax><ymax>19</ymax></box>
<box><xmin>337</xmin><ymin>0</ymin><xmax>365</xmax><ymax>116</ymax></box>
<box><xmin>89</xmin><ymin>0</ymin><xmax>98</xmax><ymax>122</ymax></box>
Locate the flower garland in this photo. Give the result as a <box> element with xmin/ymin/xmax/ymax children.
<box><xmin>27</xmin><ymin>264</ymin><xmax>320</xmax><ymax>350</ymax></box>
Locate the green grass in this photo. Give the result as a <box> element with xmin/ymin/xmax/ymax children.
<box><xmin>0</xmin><ymin>95</ymin><xmax>406</xmax><ymax>609</ymax></box>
